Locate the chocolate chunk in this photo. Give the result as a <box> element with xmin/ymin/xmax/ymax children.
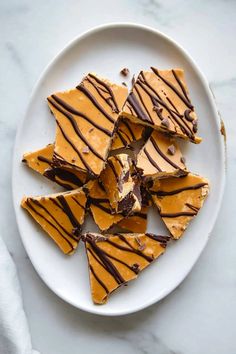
<box><xmin>120</xmin><ymin>68</ymin><xmax>129</xmax><ymax>77</ymax></box>
<box><xmin>180</xmin><ymin>156</ymin><xmax>186</xmax><ymax>164</ymax></box>
<box><xmin>82</xmin><ymin>146</ymin><xmax>90</xmax><ymax>154</ymax></box>
<box><xmin>117</xmin><ymin>192</ymin><xmax>135</xmax><ymax>215</ymax></box>
<box><xmin>161</xmin><ymin>117</ymin><xmax>170</xmax><ymax>128</ymax></box>
<box><xmin>167</xmin><ymin>144</ymin><xmax>176</xmax><ymax>156</ymax></box>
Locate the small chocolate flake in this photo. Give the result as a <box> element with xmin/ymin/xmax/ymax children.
<box><xmin>131</xmin><ymin>263</ymin><xmax>140</xmax><ymax>272</ymax></box>
<box><xmin>22</xmin><ymin>158</ymin><xmax>26</xmax><ymax>163</ymax></box>
<box><xmin>180</xmin><ymin>156</ymin><xmax>186</xmax><ymax>164</ymax></box>
<box><xmin>89</xmin><ymin>127</ymin><xmax>94</xmax><ymax>133</ymax></box>
<box><xmin>167</xmin><ymin>144</ymin><xmax>176</xmax><ymax>156</ymax></box>
<box><xmin>161</xmin><ymin>117</ymin><xmax>170</xmax><ymax>128</ymax></box>
<box><xmin>120</xmin><ymin>68</ymin><xmax>129</xmax><ymax>76</ymax></box>
<box><xmin>122</xmin><ymin>82</ymin><xmax>127</xmax><ymax>87</ymax></box>
<box><xmin>82</xmin><ymin>146</ymin><xmax>90</xmax><ymax>154</ymax></box>
<box><xmin>192</xmin><ymin>120</ymin><xmax>198</xmax><ymax>133</ymax></box>
<box><xmin>71</xmin><ymin>157</ymin><xmax>76</xmax><ymax>163</ymax></box>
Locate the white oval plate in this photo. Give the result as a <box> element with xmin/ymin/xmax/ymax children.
<box><xmin>12</xmin><ymin>23</ymin><xmax>225</xmax><ymax>316</ymax></box>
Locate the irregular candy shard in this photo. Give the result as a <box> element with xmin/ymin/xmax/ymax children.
<box><xmin>21</xmin><ymin>188</ymin><xmax>87</xmax><ymax>255</ymax></box>
<box><xmin>82</xmin><ymin>232</ymin><xmax>170</xmax><ymax>304</ymax></box>
<box><xmin>136</xmin><ymin>130</ymin><xmax>187</xmax><ymax>180</ymax></box>
<box><xmin>47</xmin><ymin>73</ymin><xmax>128</xmax><ymax>177</ymax></box>
<box><xmin>122</xmin><ymin>68</ymin><xmax>201</xmax><ymax>143</ymax></box>
<box><xmin>22</xmin><ymin>144</ymin><xmax>88</xmax><ymax>190</ymax></box>
<box><xmin>149</xmin><ymin>173</ymin><xmax>209</xmax><ymax>239</ymax></box>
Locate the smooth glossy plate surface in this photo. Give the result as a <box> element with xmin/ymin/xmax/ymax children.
<box><xmin>12</xmin><ymin>23</ymin><xmax>225</xmax><ymax>316</ymax></box>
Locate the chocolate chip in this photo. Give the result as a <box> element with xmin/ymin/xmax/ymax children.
<box><xmin>122</xmin><ymin>82</ymin><xmax>127</xmax><ymax>87</ymax></box>
<box><xmin>167</xmin><ymin>144</ymin><xmax>176</xmax><ymax>156</ymax></box>
<box><xmin>180</xmin><ymin>156</ymin><xmax>186</xmax><ymax>164</ymax></box>
<box><xmin>82</xmin><ymin>146</ymin><xmax>90</xmax><ymax>154</ymax></box>
<box><xmin>161</xmin><ymin>117</ymin><xmax>170</xmax><ymax>128</ymax></box>
<box><xmin>120</xmin><ymin>68</ymin><xmax>129</xmax><ymax>76</ymax></box>
<box><xmin>192</xmin><ymin>119</ymin><xmax>198</xmax><ymax>133</ymax></box>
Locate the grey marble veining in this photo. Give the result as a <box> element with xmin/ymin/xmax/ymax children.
<box><xmin>1</xmin><ymin>0</ymin><xmax>236</xmax><ymax>353</ymax></box>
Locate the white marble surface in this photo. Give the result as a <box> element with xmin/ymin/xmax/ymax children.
<box><xmin>1</xmin><ymin>0</ymin><xmax>235</xmax><ymax>353</ymax></box>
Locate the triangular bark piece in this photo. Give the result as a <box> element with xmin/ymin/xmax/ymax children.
<box><xmin>149</xmin><ymin>173</ymin><xmax>209</xmax><ymax>239</ymax></box>
<box><xmin>21</xmin><ymin>188</ymin><xmax>87</xmax><ymax>254</ymax></box>
<box><xmin>82</xmin><ymin>232</ymin><xmax>170</xmax><ymax>304</ymax></box>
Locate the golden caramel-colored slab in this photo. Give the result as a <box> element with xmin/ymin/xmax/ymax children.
<box><xmin>47</xmin><ymin>73</ymin><xmax>128</xmax><ymax>177</ymax></box>
<box><xmin>21</xmin><ymin>188</ymin><xmax>87</xmax><ymax>255</ymax></box>
<box><xmin>82</xmin><ymin>232</ymin><xmax>170</xmax><ymax>304</ymax></box>
<box><xmin>22</xmin><ymin>144</ymin><xmax>88</xmax><ymax>189</ymax></box>
<box><xmin>149</xmin><ymin>173</ymin><xmax>209</xmax><ymax>239</ymax></box>
<box><xmin>136</xmin><ymin>130</ymin><xmax>187</xmax><ymax>180</ymax></box>
<box><xmin>100</xmin><ymin>154</ymin><xmax>141</xmax><ymax>215</ymax></box>
<box><xmin>111</xmin><ymin>118</ymin><xmax>147</xmax><ymax>151</ymax></box>
<box><xmin>122</xmin><ymin>68</ymin><xmax>201</xmax><ymax>143</ymax></box>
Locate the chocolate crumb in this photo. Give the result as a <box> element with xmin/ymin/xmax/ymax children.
<box><xmin>71</xmin><ymin>157</ymin><xmax>76</xmax><ymax>163</ymax></box>
<box><xmin>120</xmin><ymin>68</ymin><xmax>129</xmax><ymax>76</ymax></box>
<box><xmin>122</xmin><ymin>82</ymin><xmax>127</xmax><ymax>87</ymax></box>
<box><xmin>180</xmin><ymin>156</ymin><xmax>186</xmax><ymax>164</ymax></box>
<box><xmin>22</xmin><ymin>158</ymin><xmax>26</xmax><ymax>163</ymax></box>
<box><xmin>89</xmin><ymin>127</ymin><xmax>94</xmax><ymax>133</ymax></box>
<box><xmin>82</xmin><ymin>146</ymin><xmax>90</xmax><ymax>154</ymax></box>
<box><xmin>192</xmin><ymin>119</ymin><xmax>198</xmax><ymax>133</ymax></box>
<box><xmin>161</xmin><ymin>117</ymin><xmax>170</xmax><ymax>128</ymax></box>
<box><xmin>131</xmin><ymin>263</ymin><xmax>140</xmax><ymax>273</ymax></box>
<box><xmin>167</xmin><ymin>144</ymin><xmax>176</xmax><ymax>156</ymax></box>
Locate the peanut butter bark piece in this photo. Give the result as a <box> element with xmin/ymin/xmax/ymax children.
<box><xmin>136</xmin><ymin>130</ymin><xmax>187</xmax><ymax>180</ymax></box>
<box><xmin>100</xmin><ymin>154</ymin><xmax>141</xmax><ymax>215</ymax></box>
<box><xmin>22</xmin><ymin>144</ymin><xmax>88</xmax><ymax>190</ymax></box>
<box><xmin>122</xmin><ymin>68</ymin><xmax>201</xmax><ymax>143</ymax></box>
<box><xmin>82</xmin><ymin>232</ymin><xmax>170</xmax><ymax>304</ymax></box>
<box><xmin>21</xmin><ymin>188</ymin><xmax>87</xmax><ymax>255</ymax></box>
<box><xmin>111</xmin><ymin>118</ymin><xmax>147</xmax><ymax>151</ymax></box>
<box><xmin>47</xmin><ymin>73</ymin><xmax>128</xmax><ymax>177</ymax></box>
<box><xmin>86</xmin><ymin>180</ymin><xmax>147</xmax><ymax>232</ymax></box>
<box><xmin>149</xmin><ymin>173</ymin><xmax>209</xmax><ymax>239</ymax></box>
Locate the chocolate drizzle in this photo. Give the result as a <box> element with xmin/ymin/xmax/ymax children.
<box><xmin>151</xmin><ymin>182</ymin><xmax>208</xmax><ymax>196</ymax></box>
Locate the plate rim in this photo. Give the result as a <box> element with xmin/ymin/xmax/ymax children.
<box><xmin>12</xmin><ymin>22</ymin><xmax>226</xmax><ymax>316</ymax></box>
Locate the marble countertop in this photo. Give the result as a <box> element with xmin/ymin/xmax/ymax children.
<box><xmin>1</xmin><ymin>0</ymin><xmax>235</xmax><ymax>353</ymax></box>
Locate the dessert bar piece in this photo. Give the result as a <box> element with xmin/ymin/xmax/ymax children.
<box><xmin>100</xmin><ymin>154</ymin><xmax>141</xmax><ymax>215</ymax></box>
<box><xmin>86</xmin><ymin>180</ymin><xmax>148</xmax><ymax>232</ymax></box>
<box><xmin>111</xmin><ymin>118</ymin><xmax>147</xmax><ymax>151</ymax></box>
<box><xmin>149</xmin><ymin>173</ymin><xmax>209</xmax><ymax>239</ymax></box>
<box><xmin>136</xmin><ymin>130</ymin><xmax>187</xmax><ymax>180</ymax></box>
<box><xmin>22</xmin><ymin>144</ymin><xmax>88</xmax><ymax>190</ymax></box>
<box><xmin>122</xmin><ymin>68</ymin><xmax>201</xmax><ymax>143</ymax></box>
<box><xmin>21</xmin><ymin>188</ymin><xmax>87</xmax><ymax>255</ymax></box>
<box><xmin>47</xmin><ymin>73</ymin><xmax>128</xmax><ymax>177</ymax></box>
<box><xmin>82</xmin><ymin>232</ymin><xmax>170</xmax><ymax>304</ymax></box>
